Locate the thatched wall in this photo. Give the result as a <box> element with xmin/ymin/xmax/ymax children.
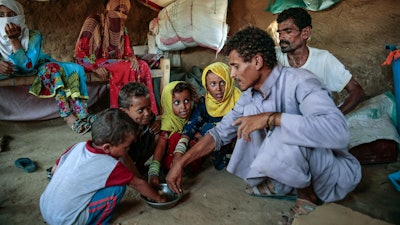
<box><xmin>17</xmin><ymin>0</ymin><xmax>400</xmax><ymax>98</ymax></box>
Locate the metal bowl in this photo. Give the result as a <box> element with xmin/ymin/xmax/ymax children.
<box><xmin>141</xmin><ymin>183</ymin><xmax>183</xmax><ymax>209</ymax></box>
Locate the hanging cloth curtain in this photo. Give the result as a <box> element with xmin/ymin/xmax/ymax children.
<box><xmin>265</xmin><ymin>0</ymin><xmax>340</xmax><ymax>14</ymax></box>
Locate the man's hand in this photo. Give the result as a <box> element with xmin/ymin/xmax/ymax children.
<box><xmin>166</xmin><ymin>159</ymin><xmax>184</xmax><ymax>194</ymax></box>
<box><xmin>232</xmin><ymin>113</ymin><xmax>270</xmax><ymax>142</ymax></box>
<box><xmin>339</xmin><ymin>77</ymin><xmax>365</xmax><ymax>114</ymax></box>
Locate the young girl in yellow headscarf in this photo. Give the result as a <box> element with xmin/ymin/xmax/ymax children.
<box><xmin>148</xmin><ymin>81</ymin><xmax>198</xmax><ymax>188</ymax></box>
<box><xmin>174</xmin><ymin>62</ymin><xmax>241</xmax><ymax>171</ymax></box>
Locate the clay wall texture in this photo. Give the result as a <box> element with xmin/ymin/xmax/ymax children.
<box><xmin>18</xmin><ymin>0</ymin><xmax>400</xmax><ymax>99</ymax></box>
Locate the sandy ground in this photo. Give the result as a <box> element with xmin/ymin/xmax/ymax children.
<box><xmin>0</xmin><ymin>116</ymin><xmax>399</xmax><ymax>225</ymax></box>
<box><xmin>0</xmin><ymin>0</ymin><xmax>399</xmax><ymax>224</ymax></box>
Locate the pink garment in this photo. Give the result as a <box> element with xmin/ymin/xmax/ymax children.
<box><xmin>105</xmin><ymin>60</ymin><xmax>158</xmax><ymax>114</ymax></box>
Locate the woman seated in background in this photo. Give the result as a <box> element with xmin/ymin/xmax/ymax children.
<box><xmin>75</xmin><ymin>0</ymin><xmax>158</xmax><ymax>114</ymax></box>
<box><xmin>174</xmin><ymin>62</ymin><xmax>242</xmax><ymax>170</ymax></box>
<box><xmin>0</xmin><ymin>0</ymin><xmax>93</xmax><ymax>134</ymax></box>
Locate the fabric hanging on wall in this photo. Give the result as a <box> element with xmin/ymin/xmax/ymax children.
<box><xmin>265</xmin><ymin>0</ymin><xmax>341</xmax><ymax>14</ymax></box>
<box><xmin>137</xmin><ymin>0</ymin><xmax>175</xmax><ymax>12</ymax></box>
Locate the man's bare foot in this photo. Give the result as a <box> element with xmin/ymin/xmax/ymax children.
<box><xmin>297</xmin><ymin>185</ymin><xmax>319</xmax><ymax>205</ymax></box>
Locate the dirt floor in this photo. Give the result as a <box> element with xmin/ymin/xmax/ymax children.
<box><xmin>0</xmin><ymin>0</ymin><xmax>399</xmax><ymax>224</ymax></box>
<box><xmin>0</xmin><ymin>100</ymin><xmax>400</xmax><ymax>225</ymax></box>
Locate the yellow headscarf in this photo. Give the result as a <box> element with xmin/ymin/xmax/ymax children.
<box><xmin>201</xmin><ymin>62</ymin><xmax>242</xmax><ymax>117</ymax></box>
<box><xmin>160</xmin><ymin>81</ymin><xmax>189</xmax><ymax>136</ymax></box>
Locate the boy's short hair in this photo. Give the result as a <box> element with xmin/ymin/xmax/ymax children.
<box><xmin>118</xmin><ymin>82</ymin><xmax>150</xmax><ymax>109</ymax></box>
<box><xmin>91</xmin><ymin>108</ymin><xmax>139</xmax><ymax>146</ymax></box>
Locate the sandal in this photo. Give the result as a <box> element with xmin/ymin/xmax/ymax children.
<box><xmin>278</xmin><ymin>198</ymin><xmax>317</xmax><ymax>225</ymax></box>
<box><xmin>15</xmin><ymin>158</ymin><xmax>36</xmax><ymax>173</ymax></box>
<box><xmin>211</xmin><ymin>144</ymin><xmax>232</xmax><ymax>171</ymax></box>
<box><xmin>85</xmin><ymin>114</ymin><xmax>97</xmax><ymax>125</ymax></box>
<box><xmin>46</xmin><ymin>166</ymin><xmax>53</xmax><ymax>180</ymax></box>
<box><xmin>71</xmin><ymin>119</ymin><xmax>91</xmax><ymax>135</ymax></box>
<box><xmin>211</xmin><ymin>149</ymin><xmax>227</xmax><ymax>171</ymax></box>
<box><xmin>245</xmin><ymin>178</ymin><xmax>296</xmax><ymax>200</ymax></box>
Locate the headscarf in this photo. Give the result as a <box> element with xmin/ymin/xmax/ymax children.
<box><xmin>160</xmin><ymin>81</ymin><xmax>189</xmax><ymax>136</ymax></box>
<box><xmin>201</xmin><ymin>62</ymin><xmax>242</xmax><ymax>117</ymax></box>
<box><xmin>75</xmin><ymin>0</ymin><xmax>130</xmax><ymax>59</ymax></box>
<box><xmin>102</xmin><ymin>0</ymin><xmax>130</xmax><ymax>59</ymax></box>
<box><xmin>0</xmin><ymin>0</ymin><xmax>29</xmax><ymax>61</ymax></box>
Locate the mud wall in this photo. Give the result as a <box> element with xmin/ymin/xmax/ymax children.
<box><xmin>18</xmin><ymin>0</ymin><xmax>400</xmax><ymax>98</ymax></box>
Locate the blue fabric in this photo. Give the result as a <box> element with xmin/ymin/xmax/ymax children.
<box><xmin>265</xmin><ymin>0</ymin><xmax>340</xmax><ymax>14</ymax></box>
<box><xmin>182</xmin><ymin>97</ymin><xmax>222</xmax><ymax>139</ymax></box>
<box><xmin>9</xmin><ymin>30</ymin><xmax>52</xmax><ymax>73</ymax></box>
<box><xmin>55</xmin><ymin>87</ymin><xmax>88</xmax><ymax>119</ymax></box>
<box><xmin>7</xmin><ymin>30</ymin><xmax>89</xmax><ymax>100</ymax></box>
<box><xmin>86</xmin><ymin>185</ymin><xmax>126</xmax><ymax>225</ymax></box>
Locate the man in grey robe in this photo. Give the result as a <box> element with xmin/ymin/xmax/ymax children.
<box><xmin>166</xmin><ymin>26</ymin><xmax>361</xmax><ymax>225</ymax></box>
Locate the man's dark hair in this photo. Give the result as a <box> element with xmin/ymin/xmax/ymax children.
<box><xmin>224</xmin><ymin>26</ymin><xmax>277</xmax><ymax>69</ymax></box>
<box><xmin>277</xmin><ymin>7</ymin><xmax>312</xmax><ymax>30</ymax></box>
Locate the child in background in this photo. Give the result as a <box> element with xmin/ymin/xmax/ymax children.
<box><xmin>174</xmin><ymin>62</ymin><xmax>241</xmax><ymax>170</ymax></box>
<box><xmin>148</xmin><ymin>81</ymin><xmax>198</xmax><ymax>188</ymax></box>
<box><xmin>40</xmin><ymin>108</ymin><xmax>166</xmax><ymax>225</ymax></box>
<box><xmin>119</xmin><ymin>82</ymin><xmax>161</xmax><ymax>177</ymax></box>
